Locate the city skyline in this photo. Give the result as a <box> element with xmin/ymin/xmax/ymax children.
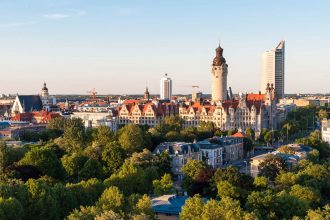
<box><xmin>0</xmin><ymin>1</ymin><xmax>329</xmax><ymax>95</ymax></box>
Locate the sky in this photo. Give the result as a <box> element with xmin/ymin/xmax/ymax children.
<box><xmin>0</xmin><ymin>0</ymin><xmax>329</xmax><ymax>95</ymax></box>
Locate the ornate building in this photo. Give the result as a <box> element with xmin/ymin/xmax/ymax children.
<box><xmin>116</xmin><ymin>100</ymin><xmax>178</xmax><ymax>127</ymax></box>
<box><xmin>211</xmin><ymin>44</ymin><xmax>228</xmax><ymax>102</ymax></box>
<box><xmin>179</xmin><ymin>83</ymin><xmax>277</xmax><ymax>134</ymax></box>
<box><xmin>40</xmin><ymin>82</ymin><xmax>58</xmax><ymax>112</ymax></box>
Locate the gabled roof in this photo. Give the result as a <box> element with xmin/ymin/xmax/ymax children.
<box><xmin>17</xmin><ymin>95</ymin><xmax>43</xmax><ymax>112</ymax></box>
<box><xmin>231</xmin><ymin>132</ymin><xmax>245</xmax><ymax>138</ymax></box>
<box><xmin>246</xmin><ymin>94</ymin><xmax>265</xmax><ymax>101</ymax></box>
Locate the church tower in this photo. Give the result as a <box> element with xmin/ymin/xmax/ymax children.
<box><xmin>41</xmin><ymin>82</ymin><xmax>49</xmax><ymax>98</ymax></box>
<box><xmin>211</xmin><ymin>44</ymin><xmax>228</xmax><ymax>102</ymax></box>
<box><xmin>144</xmin><ymin>87</ymin><xmax>150</xmax><ymax>100</ymax></box>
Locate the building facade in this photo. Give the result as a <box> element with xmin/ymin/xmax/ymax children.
<box><xmin>71</xmin><ymin>112</ymin><xmax>118</xmax><ymax>132</ymax></box>
<box><xmin>261</xmin><ymin>41</ymin><xmax>285</xmax><ymax>100</ymax></box>
<box><xmin>40</xmin><ymin>82</ymin><xmax>58</xmax><ymax>111</ymax></box>
<box><xmin>160</xmin><ymin>74</ymin><xmax>172</xmax><ymax>100</ymax></box>
<box><xmin>321</xmin><ymin>119</ymin><xmax>330</xmax><ymax>145</ymax></box>
<box><xmin>211</xmin><ymin>44</ymin><xmax>228</xmax><ymax>102</ymax></box>
<box><xmin>179</xmin><ymin>84</ymin><xmax>277</xmax><ymax>134</ymax></box>
<box><xmin>116</xmin><ymin>100</ymin><xmax>178</xmax><ymax>127</ymax></box>
<box><xmin>250</xmin><ymin>144</ymin><xmax>312</xmax><ymax>177</ymax></box>
<box><xmin>153</xmin><ymin>137</ymin><xmax>244</xmax><ymax>179</ymax></box>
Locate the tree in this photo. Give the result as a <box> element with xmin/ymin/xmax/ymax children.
<box><xmin>295</xmin><ymin>130</ymin><xmax>330</xmax><ymax>159</ymax></box>
<box><xmin>78</xmin><ymin>158</ymin><xmax>104</xmax><ymax>180</ymax></box>
<box><xmin>253</xmin><ymin>176</ymin><xmax>269</xmax><ymax>189</ymax></box>
<box><xmin>318</xmin><ymin>109</ymin><xmax>328</xmax><ymax>119</ymax></box>
<box><xmin>63</xmin><ymin>118</ymin><xmax>87</xmax><ymax>152</ymax></box>
<box><xmin>165</xmin><ymin>131</ymin><xmax>181</xmax><ymax>141</ymax></box>
<box><xmin>277</xmin><ymin>145</ymin><xmax>295</xmax><ymax>154</ymax></box>
<box><xmin>118</xmin><ymin>124</ymin><xmax>145</xmax><ymax>154</ymax></box>
<box><xmin>19</xmin><ymin>146</ymin><xmax>65</xmax><ymax>180</ymax></box>
<box><xmin>289</xmin><ymin>184</ymin><xmax>321</xmax><ymax>207</ymax></box>
<box><xmin>180</xmin><ymin>195</ymin><xmax>204</xmax><ymax>220</ymax></box>
<box><xmin>217</xmin><ymin>181</ymin><xmax>240</xmax><ymax>199</ymax></box>
<box><xmin>95</xmin><ymin>210</ymin><xmax>123</xmax><ymax>220</ymax></box>
<box><xmin>264</xmin><ymin>130</ymin><xmax>280</xmax><ymax>146</ymax></box>
<box><xmin>258</xmin><ymin>154</ymin><xmax>287</xmax><ymax>180</ymax></box>
<box><xmin>61</xmin><ymin>153</ymin><xmax>88</xmax><ymax>181</ymax></box>
<box><xmin>25</xmin><ymin>179</ymin><xmax>60</xmax><ymax>220</ymax></box>
<box><xmin>274</xmin><ymin>191</ymin><xmax>309</xmax><ymax>219</ymax></box>
<box><xmin>245</xmin><ymin>127</ymin><xmax>255</xmax><ymax>140</ymax></box>
<box><xmin>91</xmin><ymin>126</ymin><xmax>115</xmax><ymax>148</ymax></box>
<box><xmin>157</xmin><ymin>116</ymin><xmax>184</xmax><ymax>134</ymax></box>
<box><xmin>0</xmin><ymin>141</ymin><xmax>7</xmax><ymax>175</ymax></box>
<box><xmin>135</xmin><ymin>194</ymin><xmax>154</xmax><ymax>218</ymax></box>
<box><xmin>201</xmin><ymin>199</ymin><xmax>222</xmax><ymax>220</ymax></box>
<box><xmin>245</xmin><ymin>190</ymin><xmax>276</xmax><ymax>219</ymax></box>
<box><xmin>181</xmin><ymin>159</ymin><xmax>207</xmax><ymax>180</ymax></box>
<box><xmin>281</xmin><ymin>122</ymin><xmax>297</xmax><ymax>140</ymax></box>
<box><xmin>306</xmin><ymin>205</ymin><xmax>330</xmax><ymax>220</ymax></box>
<box><xmin>66</xmin><ymin>178</ymin><xmax>105</xmax><ymax>208</ymax></box>
<box><xmin>216</xmin><ymin>197</ymin><xmax>246</xmax><ymax>220</ymax></box>
<box><xmin>153</xmin><ymin>173</ymin><xmax>174</xmax><ymax>195</ymax></box>
<box><xmin>197</xmin><ymin>122</ymin><xmax>215</xmax><ymax>140</ymax></box>
<box><xmin>102</xmin><ymin>142</ymin><xmax>125</xmax><ymax>175</ymax></box>
<box><xmin>97</xmin><ymin>186</ymin><xmax>124</xmax><ymax>213</ymax></box>
<box><xmin>67</xmin><ymin>205</ymin><xmax>101</xmax><ymax>220</ymax></box>
<box><xmin>180</xmin><ymin>127</ymin><xmax>197</xmax><ymax>142</ymax></box>
<box><xmin>307</xmin><ymin>149</ymin><xmax>320</xmax><ymax>163</ymax></box>
<box><xmin>0</xmin><ymin>197</ymin><xmax>24</xmax><ymax>220</ymax></box>
<box><xmin>181</xmin><ymin>159</ymin><xmax>212</xmax><ymax>195</ymax></box>
<box><xmin>47</xmin><ymin>117</ymin><xmax>65</xmax><ymax>131</ymax></box>
<box><xmin>275</xmin><ymin>172</ymin><xmax>297</xmax><ymax>190</ymax></box>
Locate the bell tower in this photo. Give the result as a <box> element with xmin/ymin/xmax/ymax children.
<box><xmin>211</xmin><ymin>44</ymin><xmax>228</xmax><ymax>102</ymax></box>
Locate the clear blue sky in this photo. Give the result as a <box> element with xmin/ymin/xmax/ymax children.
<box><xmin>0</xmin><ymin>0</ymin><xmax>329</xmax><ymax>95</ymax></box>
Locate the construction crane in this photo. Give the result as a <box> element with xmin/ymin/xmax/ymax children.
<box><xmin>87</xmin><ymin>88</ymin><xmax>98</xmax><ymax>100</ymax></box>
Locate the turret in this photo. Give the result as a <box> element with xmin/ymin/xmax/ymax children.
<box><xmin>211</xmin><ymin>44</ymin><xmax>228</xmax><ymax>102</ymax></box>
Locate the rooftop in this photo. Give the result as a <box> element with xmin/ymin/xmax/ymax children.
<box><xmin>151</xmin><ymin>194</ymin><xmax>189</xmax><ymax>215</ymax></box>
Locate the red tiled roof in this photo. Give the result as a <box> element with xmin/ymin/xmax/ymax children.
<box><xmin>232</xmin><ymin>132</ymin><xmax>245</xmax><ymax>138</ymax></box>
<box><xmin>246</xmin><ymin>94</ymin><xmax>265</xmax><ymax>101</ymax></box>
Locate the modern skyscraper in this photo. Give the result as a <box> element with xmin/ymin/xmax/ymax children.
<box><xmin>211</xmin><ymin>44</ymin><xmax>228</xmax><ymax>102</ymax></box>
<box><xmin>160</xmin><ymin>73</ymin><xmax>172</xmax><ymax>100</ymax></box>
<box><xmin>261</xmin><ymin>41</ymin><xmax>285</xmax><ymax>99</ymax></box>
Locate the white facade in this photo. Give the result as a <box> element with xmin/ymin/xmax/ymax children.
<box><xmin>261</xmin><ymin>41</ymin><xmax>285</xmax><ymax>99</ymax></box>
<box><xmin>211</xmin><ymin>45</ymin><xmax>228</xmax><ymax>102</ymax></box>
<box><xmin>160</xmin><ymin>74</ymin><xmax>172</xmax><ymax>100</ymax></box>
<box><xmin>71</xmin><ymin>112</ymin><xmax>117</xmax><ymax>132</ymax></box>
<box><xmin>322</xmin><ymin>119</ymin><xmax>330</xmax><ymax>145</ymax></box>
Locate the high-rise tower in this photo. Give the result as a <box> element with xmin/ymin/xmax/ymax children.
<box><xmin>160</xmin><ymin>73</ymin><xmax>172</xmax><ymax>100</ymax></box>
<box><xmin>261</xmin><ymin>41</ymin><xmax>285</xmax><ymax>100</ymax></box>
<box><xmin>211</xmin><ymin>44</ymin><xmax>228</xmax><ymax>102</ymax></box>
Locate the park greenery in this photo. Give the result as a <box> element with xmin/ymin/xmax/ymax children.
<box><xmin>0</xmin><ymin>105</ymin><xmax>328</xmax><ymax>219</ymax></box>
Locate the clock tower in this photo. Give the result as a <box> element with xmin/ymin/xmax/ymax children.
<box><xmin>211</xmin><ymin>44</ymin><xmax>228</xmax><ymax>102</ymax></box>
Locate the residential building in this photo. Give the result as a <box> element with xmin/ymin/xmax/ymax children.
<box><xmin>10</xmin><ymin>111</ymin><xmax>61</xmax><ymax>124</ymax></box>
<box><xmin>321</xmin><ymin>119</ymin><xmax>330</xmax><ymax>145</ymax></box>
<box><xmin>71</xmin><ymin>111</ymin><xmax>118</xmax><ymax>132</ymax></box>
<box><xmin>116</xmin><ymin>100</ymin><xmax>178</xmax><ymax>127</ymax></box>
<box><xmin>153</xmin><ymin>136</ymin><xmax>244</xmax><ymax>179</ymax></box>
<box><xmin>154</xmin><ymin>142</ymin><xmax>200</xmax><ymax>178</ymax></box>
<box><xmin>250</xmin><ymin>144</ymin><xmax>312</xmax><ymax>177</ymax></box>
<box><xmin>261</xmin><ymin>41</ymin><xmax>285</xmax><ymax>100</ymax></box>
<box><xmin>211</xmin><ymin>44</ymin><xmax>228</xmax><ymax>102</ymax></box>
<box><xmin>160</xmin><ymin>74</ymin><xmax>172</xmax><ymax>100</ymax></box>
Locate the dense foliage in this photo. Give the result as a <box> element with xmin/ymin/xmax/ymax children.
<box><xmin>0</xmin><ymin>106</ymin><xmax>329</xmax><ymax>219</ymax></box>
